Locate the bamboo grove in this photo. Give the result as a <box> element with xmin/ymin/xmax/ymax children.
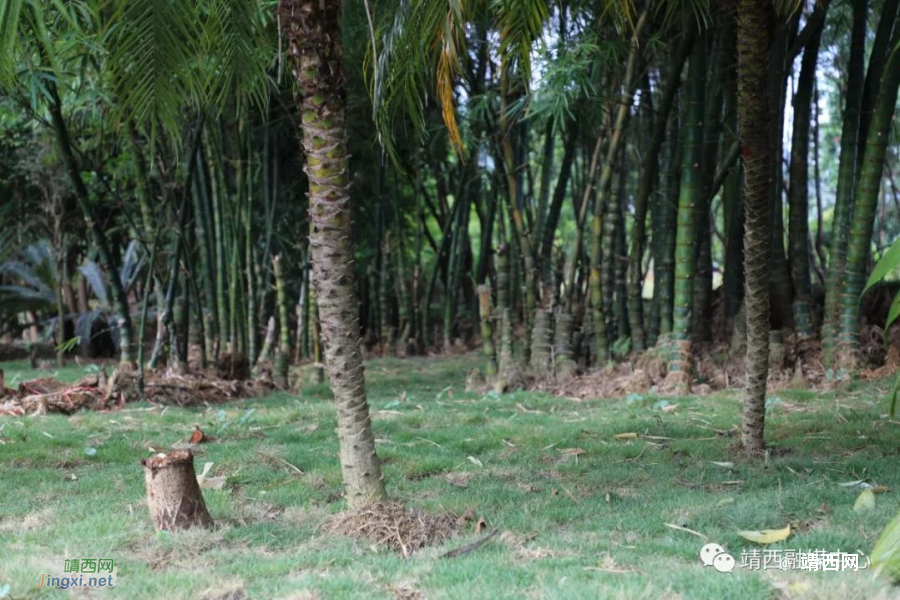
<box><xmin>1</xmin><ymin>0</ymin><xmax>900</xmax><ymax>496</ymax></box>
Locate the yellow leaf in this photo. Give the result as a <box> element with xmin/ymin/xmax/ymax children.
<box><xmin>614</xmin><ymin>433</ymin><xmax>639</xmax><ymax>440</ymax></box>
<box><xmin>854</xmin><ymin>489</ymin><xmax>876</xmax><ymax>512</ymax></box>
<box><xmin>737</xmin><ymin>524</ymin><xmax>791</xmax><ymax>544</ymax></box>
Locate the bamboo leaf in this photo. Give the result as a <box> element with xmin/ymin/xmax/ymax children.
<box><xmin>864</xmin><ymin>238</ymin><xmax>900</xmax><ymax>297</ymax></box>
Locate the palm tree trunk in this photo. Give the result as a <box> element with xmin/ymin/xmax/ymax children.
<box><xmin>280</xmin><ymin>0</ymin><xmax>386</xmax><ymax>506</ymax></box>
<box><xmin>737</xmin><ymin>0</ymin><xmax>774</xmax><ymax>454</ymax></box>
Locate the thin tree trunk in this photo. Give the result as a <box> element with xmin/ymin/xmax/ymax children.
<box><xmin>46</xmin><ymin>81</ymin><xmax>135</xmax><ymax>368</ymax></box>
<box><xmin>722</xmin><ymin>61</ymin><xmax>744</xmax><ymax>328</ymax></box>
<box><xmin>787</xmin><ymin>18</ymin><xmax>824</xmax><ymax>342</ymax></box>
<box><xmin>280</xmin><ymin>0</ymin><xmax>386</xmax><ymax>506</ymax></box>
<box><xmin>737</xmin><ymin>0</ymin><xmax>774</xmax><ymax>454</ymax></box>
<box><xmin>272</xmin><ymin>254</ymin><xmax>291</xmax><ymax>388</ymax></box>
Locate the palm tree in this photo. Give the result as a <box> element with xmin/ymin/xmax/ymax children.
<box><xmin>736</xmin><ymin>0</ymin><xmax>774</xmax><ymax>454</ymax></box>
<box><xmin>279</xmin><ymin>0</ymin><xmax>387</xmax><ymax>507</ymax></box>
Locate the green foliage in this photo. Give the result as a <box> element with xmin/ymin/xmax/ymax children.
<box><xmin>0</xmin><ymin>0</ymin><xmax>24</xmax><ymax>86</ymax></box>
<box><xmin>104</xmin><ymin>0</ymin><xmax>203</xmax><ymax>146</ymax></box>
<box><xmin>863</xmin><ymin>236</ymin><xmax>900</xmax><ymax>415</ymax></box>
<box><xmin>873</xmin><ymin>494</ymin><xmax>900</xmax><ymax>580</ymax></box>
<box><xmin>55</xmin><ymin>335</ymin><xmax>80</xmax><ymax>353</ymax></box>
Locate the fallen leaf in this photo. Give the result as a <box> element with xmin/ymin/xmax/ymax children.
<box><xmin>197</xmin><ymin>461</ymin><xmax>227</xmax><ymax>490</ymax></box>
<box><xmin>476</xmin><ymin>517</ymin><xmax>487</xmax><ymax>534</ymax></box>
<box><xmin>711</xmin><ymin>461</ymin><xmax>734</xmax><ymax>469</ymax></box>
<box><xmin>838</xmin><ymin>479</ymin><xmax>867</xmax><ymax>488</ymax></box>
<box><xmin>467</xmin><ymin>455</ymin><xmax>484</xmax><ymax>468</ymax></box>
<box><xmin>189</xmin><ymin>426</ymin><xmax>206</xmax><ymax>444</ymax></box>
<box><xmin>559</xmin><ymin>447</ymin><xmax>586</xmax><ymax>456</ymax></box>
<box><xmin>736</xmin><ymin>524</ymin><xmax>791</xmax><ymax>544</ymax></box>
<box><xmin>872</xmin><ymin>486</ymin><xmax>892</xmax><ymax>494</ymax></box>
<box><xmin>663</xmin><ymin>523</ymin><xmax>707</xmax><ymax>539</ymax></box>
<box><xmin>662</xmin><ymin>404</ymin><xmax>679</xmax><ymax>414</ymax></box>
<box><xmin>614</xmin><ymin>432</ymin><xmax>639</xmax><ymax>440</ymax></box>
<box><xmin>854</xmin><ymin>489</ymin><xmax>876</xmax><ymax>512</ymax></box>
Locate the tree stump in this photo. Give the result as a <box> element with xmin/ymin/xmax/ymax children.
<box><xmin>141</xmin><ymin>450</ymin><xmax>213</xmax><ymax>531</ymax></box>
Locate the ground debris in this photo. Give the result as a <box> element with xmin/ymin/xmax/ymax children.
<box><xmin>326</xmin><ymin>502</ymin><xmax>459</xmax><ymax>557</ymax></box>
<box><xmin>0</xmin><ymin>368</ymin><xmax>274</xmax><ymax>415</ymax></box>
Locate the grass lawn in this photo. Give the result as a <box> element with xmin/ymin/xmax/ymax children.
<box><xmin>2</xmin><ymin>354</ymin><xmax>900</xmax><ymax>599</ymax></box>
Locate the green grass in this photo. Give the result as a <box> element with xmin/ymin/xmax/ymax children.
<box><xmin>2</xmin><ymin>354</ymin><xmax>900</xmax><ymax>599</ymax></box>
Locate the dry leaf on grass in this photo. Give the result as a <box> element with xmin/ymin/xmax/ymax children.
<box><xmin>737</xmin><ymin>524</ymin><xmax>791</xmax><ymax>544</ymax></box>
<box><xmin>189</xmin><ymin>426</ymin><xmax>207</xmax><ymax>444</ymax></box>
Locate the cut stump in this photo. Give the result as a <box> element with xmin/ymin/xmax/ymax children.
<box><xmin>141</xmin><ymin>449</ymin><xmax>213</xmax><ymax>531</ymax></box>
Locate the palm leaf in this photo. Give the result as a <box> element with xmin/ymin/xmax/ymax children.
<box><xmin>0</xmin><ymin>284</ymin><xmax>57</xmax><ymax>305</ymax></box>
<box><xmin>75</xmin><ymin>308</ymin><xmax>106</xmax><ymax>348</ymax></box>
<box><xmin>202</xmin><ymin>0</ymin><xmax>271</xmax><ymax>114</ymax></box>
<box><xmin>119</xmin><ymin>239</ymin><xmax>143</xmax><ymax>291</ymax></box>
<box><xmin>78</xmin><ymin>260</ymin><xmax>109</xmax><ymax>306</ymax></box>
<box><xmin>0</xmin><ymin>0</ymin><xmax>25</xmax><ymax>87</ymax></box>
<box><xmin>104</xmin><ymin>0</ymin><xmax>202</xmax><ymax>148</ymax></box>
<box><xmin>496</xmin><ymin>0</ymin><xmax>549</xmax><ymax>87</ymax></box>
<box><xmin>375</xmin><ymin>0</ymin><xmax>472</xmax><ymax>159</ymax></box>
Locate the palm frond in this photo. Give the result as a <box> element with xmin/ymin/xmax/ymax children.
<box><xmin>0</xmin><ymin>240</ymin><xmax>55</xmax><ymax>293</ymax></box>
<box><xmin>75</xmin><ymin>308</ymin><xmax>106</xmax><ymax>348</ymax></box>
<box><xmin>202</xmin><ymin>0</ymin><xmax>271</xmax><ymax>114</ymax></box>
<box><xmin>78</xmin><ymin>260</ymin><xmax>108</xmax><ymax>306</ymax></box>
<box><xmin>104</xmin><ymin>0</ymin><xmax>202</xmax><ymax>147</ymax></box>
<box><xmin>0</xmin><ymin>285</ymin><xmax>56</xmax><ymax>305</ymax></box>
<box><xmin>0</xmin><ymin>0</ymin><xmax>25</xmax><ymax>87</ymax></box>
<box><xmin>496</xmin><ymin>0</ymin><xmax>549</xmax><ymax>86</ymax></box>
<box><xmin>118</xmin><ymin>239</ymin><xmax>143</xmax><ymax>291</ymax></box>
<box><xmin>375</xmin><ymin>0</ymin><xmax>472</xmax><ymax>160</ymax></box>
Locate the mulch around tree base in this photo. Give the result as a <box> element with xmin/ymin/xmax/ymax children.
<box><xmin>326</xmin><ymin>502</ymin><xmax>460</xmax><ymax>557</ymax></box>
